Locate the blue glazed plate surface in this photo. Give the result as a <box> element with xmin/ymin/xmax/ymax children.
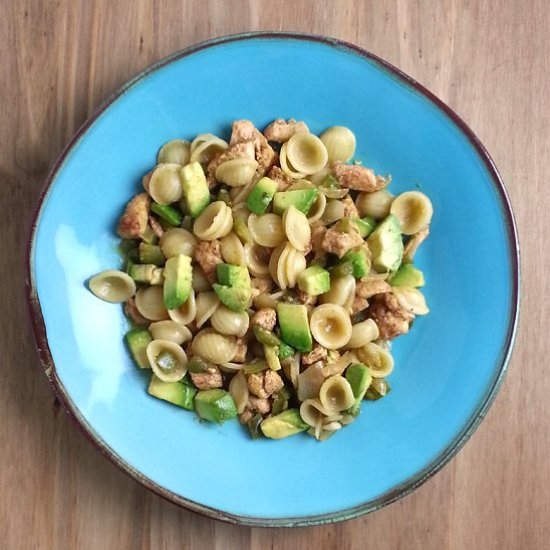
<box><xmin>28</xmin><ymin>33</ymin><xmax>519</xmax><ymax>526</ymax></box>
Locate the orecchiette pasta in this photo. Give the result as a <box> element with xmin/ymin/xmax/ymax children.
<box><xmin>356</xmin><ymin>342</ymin><xmax>394</xmax><ymax>378</ymax></box>
<box><xmin>283</xmin><ymin>205</ymin><xmax>310</xmax><ymax>251</ymax></box>
<box><xmin>310</xmin><ymin>304</ymin><xmax>352</xmax><ymax>349</ymax></box>
<box><xmin>192</xmin><ymin>265</ymin><xmax>211</xmax><ymax>292</ymax></box>
<box><xmin>279</xmin><ymin>141</ymin><xmax>306</xmax><ymax>179</ymax></box>
<box><xmin>244</xmin><ymin>242</ymin><xmax>271</xmax><ymax>276</ymax></box>
<box><xmin>346</xmin><ymin>319</ymin><xmax>380</xmax><ymax>348</ymax></box>
<box><xmin>89</xmin><ymin>270</ymin><xmax>136</xmax><ymax>303</ymax></box>
<box><xmin>318</xmin><ymin>375</ymin><xmax>355</xmax><ymax>413</ymax></box>
<box><xmin>135</xmin><ymin>286</ymin><xmax>169</xmax><ymax>320</ymax></box>
<box><xmin>148</xmin><ymin>163</ymin><xmax>183</xmax><ymax>205</ymax></box>
<box><xmin>288</xmin><ymin>180</ymin><xmax>326</xmax><ymax>222</ymax></box>
<box><xmin>392</xmin><ymin>287</ymin><xmax>430</xmax><ymax>315</ymax></box>
<box><xmin>157</xmin><ymin>139</ymin><xmax>191</xmax><ymax>165</ymax></box>
<box><xmin>149</xmin><ymin>320</ymin><xmax>192</xmax><ymax>344</ymax></box>
<box><xmin>390</xmin><ymin>191</ymin><xmax>433</xmax><ymax>235</ymax></box>
<box><xmin>146</xmin><ymin>339</ymin><xmax>188</xmax><ymax>382</ymax></box>
<box><xmin>356</xmin><ymin>189</ymin><xmax>394</xmax><ymax>219</ymax></box>
<box><xmin>319</xmin><ymin>126</ymin><xmax>356</xmax><ymax>163</ymax></box>
<box><xmin>190</xmin><ymin>134</ymin><xmax>228</xmax><ymax>165</ymax></box>
<box><xmin>160</xmin><ymin>228</ymin><xmax>198</xmax><ymax>259</ymax></box>
<box><xmin>220</xmin><ymin>232</ymin><xmax>246</xmax><ymax>266</ymax></box>
<box><xmin>248</xmin><ymin>213</ymin><xmax>284</xmax><ymax>248</ymax></box>
<box><xmin>228</xmin><ymin>372</ymin><xmax>249</xmax><ymax>414</ymax></box>
<box><xmin>210</xmin><ymin>305</ymin><xmax>249</xmax><ymax>337</ymax></box>
<box><xmin>299</xmin><ymin>398</ymin><xmax>331</xmax><ymax>428</ymax></box>
<box><xmin>167</xmin><ymin>290</ymin><xmax>196</xmax><ymax>325</ymax></box>
<box><xmin>194</xmin><ymin>291</ymin><xmax>221</xmax><ymax>328</ymax></box>
<box><xmin>216</xmin><ymin>158</ymin><xmax>259</xmax><ymax>187</ymax></box>
<box><xmin>191</xmin><ymin>329</ymin><xmax>237</xmax><ymax>364</ymax></box>
<box><xmin>193</xmin><ymin>201</ymin><xmax>233</xmax><ymax>241</ymax></box>
<box><xmin>321</xmin><ymin>199</ymin><xmax>346</xmax><ymax>225</ymax></box>
<box><xmin>285</xmin><ymin>133</ymin><xmax>328</xmax><ymax>175</ymax></box>
<box><xmin>320</xmin><ymin>274</ymin><xmax>356</xmax><ymax>312</ymax></box>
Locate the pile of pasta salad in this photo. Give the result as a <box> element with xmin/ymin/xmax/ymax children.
<box><xmin>89</xmin><ymin>118</ymin><xmax>432</xmax><ymax>441</ymax></box>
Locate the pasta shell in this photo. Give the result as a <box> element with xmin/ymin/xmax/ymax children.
<box><xmin>279</xmin><ymin>142</ymin><xmax>306</xmax><ymax>179</ymax></box>
<box><xmin>135</xmin><ymin>286</ymin><xmax>169</xmax><ymax>321</ymax></box>
<box><xmin>148</xmin><ymin>163</ymin><xmax>183</xmax><ymax>205</ymax></box>
<box><xmin>191</xmin><ymin>329</ymin><xmax>237</xmax><ymax>365</ymax></box>
<box><xmin>319</xmin><ymin>375</ymin><xmax>355</xmax><ymax>413</ymax></box>
<box><xmin>299</xmin><ymin>398</ymin><xmax>331</xmax><ymax>428</ymax></box>
<box><xmin>190</xmin><ymin>134</ymin><xmax>228</xmax><ymax>166</ymax></box>
<box><xmin>244</xmin><ymin>242</ymin><xmax>271</xmax><ymax>277</ymax></box>
<box><xmin>284</xmin><ymin>245</ymin><xmax>306</xmax><ymax>289</ymax></box>
<box><xmin>309</xmin><ymin>304</ymin><xmax>352</xmax><ymax>349</ymax></box>
<box><xmin>220</xmin><ymin>232</ymin><xmax>246</xmax><ymax>266</ymax></box>
<box><xmin>248</xmin><ymin>214</ymin><xmax>284</xmax><ymax>248</ymax></box>
<box><xmin>297</xmin><ymin>362</ymin><xmax>325</xmax><ymax>401</ymax></box>
<box><xmin>346</xmin><ymin>319</ymin><xmax>380</xmax><ymax>348</ymax></box>
<box><xmin>390</xmin><ymin>191</ymin><xmax>433</xmax><ymax>235</ymax></box>
<box><xmin>229</xmin><ymin>372</ymin><xmax>249</xmax><ymax>414</ymax></box>
<box><xmin>149</xmin><ymin>320</ymin><xmax>192</xmax><ymax>344</ymax></box>
<box><xmin>283</xmin><ymin>205</ymin><xmax>311</xmax><ymax>251</ymax></box>
<box><xmin>146</xmin><ymin>339</ymin><xmax>188</xmax><ymax>382</ymax></box>
<box><xmin>210</xmin><ymin>305</ymin><xmax>250</xmax><ymax>337</ymax></box>
<box><xmin>216</xmin><ymin>158</ymin><xmax>259</xmax><ymax>187</ymax></box>
<box><xmin>319</xmin><ymin>126</ymin><xmax>356</xmax><ymax>163</ymax></box>
<box><xmin>195</xmin><ymin>291</ymin><xmax>221</xmax><ymax>328</ymax></box>
<box><xmin>320</xmin><ymin>274</ymin><xmax>356</xmax><ymax>312</ymax></box>
<box><xmin>89</xmin><ymin>270</ymin><xmax>136</xmax><ymax>303</ymax></box>
<box><xmin>193</xmin><ymin>201</ymin><xmax>233</xmax><ymax>241</ymax></box>
<box><xmin>285</xmin><ymin>133</ymin><xmax>328</xmax><ymax>175</ymax></box>
<box><xmin>160</xmin><ymin>228</ymin><xmax>198</xmax><ymax>259</ymax></box>
<box><xmin>356</xmin><ymin>190</ymin><xmax>394</xmax><ymax>219</ymax></box>
<box><xmin>392</xmin><ymin>287</ymin><xmax>430</xmax><ymax>315</ymax></box>
<box><xmin>168</xmin><ymin>290</ymin><xmax>196</xmax><ymax>325</ymax></box>
<box><xmin>157</xmin><ymin>139</ymin><xmax>191</xmax><ymax>166</ymax></box>
<box><xmin>355</xmin><ymin>342</ymin><xmax>394</xmax><ymax>378</ymax></box>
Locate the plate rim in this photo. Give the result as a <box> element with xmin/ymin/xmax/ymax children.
<box><xmin>25</xmin><ymin>31</ymin><xmax>520</xmax><ymax>527</ymax></box>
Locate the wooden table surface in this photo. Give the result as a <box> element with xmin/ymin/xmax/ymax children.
<box><xmin>1</xmin><ymin>1</ymin><xmax>548</xmax><ymax>548</ymax></box>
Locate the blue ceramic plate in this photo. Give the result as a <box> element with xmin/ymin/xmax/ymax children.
<box><xmin>27</xmin><ymin>33</ymin><xmax>519</xmax><ymax>526</ymax></box>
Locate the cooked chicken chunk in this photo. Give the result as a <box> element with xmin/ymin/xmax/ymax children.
<box><xmin>367</xmin><ymin>292</ymin><xmax>414</xmax><ymax>340</ymax></box>
<box><xmin>251</xmin><ymin>308</ymin><xmax>277</xmax><ymax>332</ymax></box>
<box><xmin>230</xmin><ymin>119</ymin><xmax>277</xmax><ymax>176</ymax></box>
<box><xmin>321</xmin><ymin>224</ymin><xmax>364</xmax><ymax>258</ymax></box>
<box><xmin>247</xmin><ymin>370</ymin><xmax>284</xmax><ymax>398</ymax></box>
<box><xmin>356</xmin><ymin>278</ymin><xmax>392</xmax><ymax>299</ymax></box>
<box><xmin>190</xmin><ymin>368</ymin><xmax>223</xmax><ymax>390</ymax></box>
<box><xmin>263</xmin><ymin>118</ymin><xmax>309</xmax><ymax>142</ymax></box>
<box><xmin>206</xmin><ymin>140</ymin><xmax>255</xmax><ymax>185</ymax></box>
<box><xmin>117</xmin><ymin>193</ymin><xmax>150</xmax><ymax>239</ymax></box>
<box><xmin>195</xmin><ymin>240</ymin><xmax>222</xmax><ymax>282</ymax></box>
<box><xmin>232</xmin><ymin>337</ymin><xmax>248</xmax><ymax>363</ymax></box>
<box><xmin>267</xmin><ymin>166</ymin><xmax>293</xmax><ymax>191</ymax></box>
<box><xmin>302</xmin><ymin>343</ymin><xmax>327</xmax><ymax>365</ymax></box>
<box><xmin>341</xmin><ymin>195</ymin><xmax>359</xmax><ymax>218</ymax></box>
<box><xmin>333</xmin><ymin>163</ymin><xmax>388</xmax><ymax>192</ymax></box>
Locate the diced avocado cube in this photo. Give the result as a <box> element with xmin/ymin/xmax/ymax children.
<box><xmin>264</xmin><ymin>344</ymin><xmax>282</xmax><ymax>371</ymax></box>
<box><xmin>353</xmin><ymin>216</ymin><xmax>376</xmax><ymax>238</ymax></box>
<box><xmin>151</xmin><ymin>202</ymin><xmax>183</xmax><ymax>226</ymax></box>
<box><xmin>216</xmin><ymin>263</ymin><xmax>251</xmax><ymax>288</ymax></box>
<box><xmin>139</xmin><ymin>243</ymin><xmax>165</xmax><ymax>266</ymax></box>
<box><xmin>213</xmin><ymin>284</ymin><xmax>251</xmax><ymax>312</ymax></box>
<box><xmin>260</xmin><ymin>409</ymin><xmax>309</xmax><ymax>439</ymax></box>
<box><xmin>272</xmin><ymin>189</ymin><xmax>318</xmax><ymax>215</ymax></box>
<box><xmin>246</xmin><ymin>177</ymin><xmax>278</xmax><ymax>215</ymax></box>
<box><xmin>125</xmin><ymin>328</ymin><xmax>152</xmax><ymax>368</ymax></box>
<box><xmin>129</xmin><ymin>264</ymin><xmax>164</xmax><ymax>285</ymax></box>
<box><xmin>345</xmin><ymin>363</ymin><xmax>373</xmax><ymax>417</ymax></box>
<box><xmin>367</xmin><ymin>214</ymin><xmax>403</xmax><ymax>272</ymax></box>
<box><xmin>278</xmin><ymin>341</ymin><xmax>295</xmax><ymax>360</ymax></box>
<box><xmin>297</xmin><ymin>265</ymin><xmax>331</xmax><ymax>296</ymax></box>
<box><xmin>148</xmin><ymin>374</ymin><xmax>196</xmax><ymax>410</ymax></box>
<box><xmin>341</xmin><ymin>248</ymin><xmax>370</xmax><ymax>278</ymax></box>
<box><xmin>180</xmin><ymin>161</ymin><xmax>211</xmax><ymax>218</ymax></box>
<box><xmin>163</xmin><ymin>254</ymin><xmax>192</xmax><ymax>310</ymax></box>
<box><xmin>388</xmin><ymin>263</ymin><xmax>425</xmax><ymax>287</ymax></box>
<box><xmin>277</xmin><ymin>303</ymin><xmax>313</xmax><ymax>352</ymax></box>
<box><xmin>194</xmin><ymin>389</ymin><xmax>238</xmax><ymax>423</ymax></box>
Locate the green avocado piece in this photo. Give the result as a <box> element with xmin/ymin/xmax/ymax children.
<box><xmin>272</xmin><ymin>189</ymin><xmax>318</xmax><ymax>215</ymax></box>
<box><xmin>352</xmin><ymin>216</ymin><xmax>376</xmax><ymax>238</ymax></box>
<box><xmin>194</xmin><ymin>389</ymin><xmax>238</xmax><ymax>423</ymax></box>
<box><xmin>139</xmin><ymin>243</ymin><xmax>165</xmax><ymax>266</ymax></box>
<box><xmin>246</xmin><ymin>177</ymin><xmax>278</xmax><ymax>215</ymax></box>
<box><xmin>261</xmin><ymin>409</ymin><xmax>309</xmax><ymax>439</ymax></box>
<box><xmin>216</xmin><ymin>263</ymin><xmax>251</xmax><ymax>288</ymax></box>
<box><xmin>151</xmin><ymin>202</ymin><xmax>183</xmax><ymax>226</ymax></box>
<box><xmin>163</xmin><ymin>254</ymin><xmax>192</xmax><ymax>309</ymax></box>
<box><xmin>297</xmin><ymin>265</ymin><xmax>331</xmax><ymax>296</ymax></box>
<box><xmin>367</xmin><ymin>214</ymin><xmax>403</xmax><ymax>272</ymax></box>
<box><xmin>125</xmin><ymin>328</ymin><xmax>152</xmax><ymax>368</ymax></box>
<box><xmin>341</xmin><ymin>248</ymin><xmax>370</xmax><ymax>278</ymax></box>
<box><xmin>345</xmin><ymin>363</ymin><xmax>373</xmax><ymax>416</ymax></box>
<box><xmin>388</xmin><ymin>263</ymin><xmax>425</xmax><ymax>287</ymax></box>
<box><xmin>148</xmin><ymin>375</ymin><xmax>197</xmax><ymax>410</ymax></box>
<box><xmin>213</xmin><ymin>284</ymin><xmax>251</xmax><ymax>312</ymax></box>
<box><xmin>128</xmin><ymin>264</ymin><xmax>164</xmax><ymax>285</ymax></box>
<box><xmin>180</xmin><ymin>161</ymin><xmax>211</xmax><ymax>218</ymax></box>
<box><xmin>277</xmin><ymin>303</ymin><xmax>313</xmax><ymax>352</ymax></box>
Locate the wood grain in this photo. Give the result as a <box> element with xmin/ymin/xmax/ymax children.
<box><xmin>1</xmin><ymin>1</ymin><xmax>548</xmax><ymax>548</ymax></box>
